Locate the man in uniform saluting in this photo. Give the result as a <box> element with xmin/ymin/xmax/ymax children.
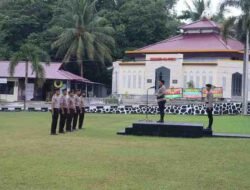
<box><xmin>205</xmin><ymin>84</ymin><xmax>214</xmax><ymax>130</ymax></box>
<box><xmin>59</xmin><ymin>89</ymin><xmax>68</xmax><ymax>134</ymax></box>
<box><xmin>156</xmin><ymin>80</ymin><xmax>167</xmax><ymax>123</ymax></box>
<box><xmin>66</xmin><ymin>91</ymin><xmax>76</xmax><ymax>132</ymax></box>
<box><xmin>50</xmin><ymin>89</ymin><xmax>61</xmax><ymax>135</ymax></box>
<box><xmin>78</xmin><ymin>92</ymin><xmax>86</xmax><ymax>130</ymax></box>
<box><xmin>72</xmin><ymin>90</ymin><xmax>81</xmax><ymax>130</ymax></box>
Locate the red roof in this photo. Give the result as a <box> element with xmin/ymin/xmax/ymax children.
<box><xmin>133</xmin><ymin>33</ymin><xmax>244</xmax><ymax>53</ymax></box>
<box><xmin>180</xmin><ymin>18</ymin><xmax>220</xmax><ymax>30</ymax></box>
<box><xmin>0</xmin><ymin>61</ymin><xmax>92</xmax><ymax>83</ymax></box>
<box><xmin>127</xmin><ymin>19</ymin><xmax>244</xmax><ymax>54</ymax></box>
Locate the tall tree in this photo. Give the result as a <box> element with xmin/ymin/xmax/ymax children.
<box><xmin>102</xmin><ymin>0</ymin><xmax>179</xmax><ymax>59</ymax></box>
<box><xmin>51</xmin><ymin>0</ymin><xmax>115</xmax><ymax>77</ymax></box>
<box><xmin>220</xmin><ymin>0</ymin><xmax>250</xmax><ymax>115</ymax></box>
<box><xmin>0</xmin><ymin>0</ymin><xmax>57</xmax><ymax>58</ymax></box>
<box><xmin>178</xmin><ymin>0</ymin><xmax>211</xmax><ymax>21</ymax></box>
<box><xmin>178</xmin><ymin>0</ymin><xmax>226</xmax><ymax>23</ymax></box>
<box><xmin>9</xmin><ymin>43</ymin><xmax>50</xmax><ymax>110</ymax></box>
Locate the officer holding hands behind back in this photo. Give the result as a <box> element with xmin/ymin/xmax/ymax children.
<box><xmin>50</xmin><ymin>89</ymin><xmax>61</xmax><ymax>135</ymax></box>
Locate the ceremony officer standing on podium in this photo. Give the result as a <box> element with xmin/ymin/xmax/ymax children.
<box><xmin>205</xmin><ymin>84</ymin><xmax>214</xmax><ymax>130</ymax></box>
<box><xmin>50</xmin><ymin>89</ymin><xmax>60</xmax><ymax>135</ymax></box>
<box><xmin>156</xmin><ymin>80</ymin><xmax>166</xmax><ymax>123</ymax></box>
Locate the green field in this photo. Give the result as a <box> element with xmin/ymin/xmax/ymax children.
<box><xmin>0</xmin><ymin>113</ymin><xmax>250</xmax><ymax>190</ymax></box>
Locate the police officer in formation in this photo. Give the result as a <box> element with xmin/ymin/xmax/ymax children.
<box><xmin>50</xmin><ymin>89</ymin><xmax>61</xmax><ymax>135</ymax></box>
<box><xmin>59</xmin><ymin>89</ymin><xmax>68</xmax><ymax>133</ymax></box>
<box><xmin>50</xmin><ymin>89</ymin><xmax>86</xmax><ymax>135</ymax></box>
<box><xmin>73</xmin><ymin>90</ymin><xmax>81</xmax><ymax>130</ymax></box>
<box><xmin>78</xmin><ymin>92</ymin><xmax>85</xmax><ymax>129</ymax></box>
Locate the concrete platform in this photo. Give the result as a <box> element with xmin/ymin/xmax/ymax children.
<box><xmin>117</xmin><ymin>121</ymin><xmax>208</xmax><ymax>138</ymax></box>
<box><xmin>117</xmin><ymin>121</ymin><xmax>250</xmax><ymax>139</ymax></box>
<box><xmin>213</xmin><ymin>133</ymin><xmax>250</xmax><ymax>139</ymax></box>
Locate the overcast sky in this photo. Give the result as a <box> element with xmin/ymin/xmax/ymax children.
<box><xmin>175</xmin><ymin>0</ymin><xmax>242</xmax><ymax>17</ymax></box>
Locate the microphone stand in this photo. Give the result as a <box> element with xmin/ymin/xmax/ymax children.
<box><xmin>146</xmin><ymin>88</ymin><xmax>149</xmax><ymax>121</ymax></box>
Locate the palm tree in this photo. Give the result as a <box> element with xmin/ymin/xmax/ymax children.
<box><xmin>52</xmin><ymin>0</ymin><xmax>115</xmax><ymax>77</ymax></box>
<box><xmin>178</xmin><ymin>0</ymin><xmax>212</xmax><ymax>21</ymax></box>
<box><xmin>9</xmin><ymin>43</ymin><xmax>50</xmax><ymax>110</ymax></box>
<box><xmin>178</xmin><ymin>0</ymin><xmax>226</xmax><ymax>23</ymax></box>
<box><xmin>220</xmin><ymin>0</ymin><xmax>250</xmax><ymax>115</ymax></box>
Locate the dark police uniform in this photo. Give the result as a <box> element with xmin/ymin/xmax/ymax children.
<box><xmin>157</xmin><ymin>85</ymin><xmax>166</xmax><ymax>122</ymax></box>
<box><xmin>66</xmin><ymin>96</ymin><xmax>76</xmax><ymax>132</ymax></box>
<box><xmin>78</xmin><ymin>95</ymin><xmax>85</xmax><ymax>129</ymax></box>
<box><xmin>59</xmin><ymin>94</ymin><xmax>68</xmax><ymax>133</ymax></box>
<box><xmin>72</xmin><ymin>94</ymin><xmax>80</xmax><ymax>130</ymax></box>
<box><xmin>206</xmin><ymin>90</ymin><xmax>214</xmax><ymax>129</ymax></box>
<box><xmin>50</xmin><ymin>94</ymin><xmax>60</xmax><ymax>135</ymax></box>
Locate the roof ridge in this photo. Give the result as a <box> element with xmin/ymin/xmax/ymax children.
<box><xmin>179</xmin><ymin>19</ymin><xmax>203</xmax><ymax>29</ymax></box>
<box><xmin>213</xmin><ymin>33</ymin><xmax>231</xmax><ymax>50</ymax></box>
<box><xmin>208</xmin><ymin>19</ymin><xmax>218</xmax><ymax>27</ymax></box>
<box><xmin>180</xmin><ymin>18</ymin><xmax>220</xmax><ymax>29</ymax></box>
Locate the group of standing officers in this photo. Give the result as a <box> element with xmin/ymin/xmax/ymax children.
<box><xmin>50</xmin><ymin>81</ymin><xmax>214</xmax><ymax>135</ymax></box>
<box><xmin>50</xmin><ymin>89</ymin><xmax>85</xmax><ymax>135</ymax></box>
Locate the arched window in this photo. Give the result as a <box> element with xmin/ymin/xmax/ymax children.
<box><xmin>189</xmin><ymin>71</ymin><xmax>194</xmax><ymax>84</ymax></box>
<box><xmin>232</xmin><ymin>72</ymin><xmax>242</xmax><ymax>96</ymax></box>
<box><xmin>133</xmin><ymin>71</ymin><xmax>136</xmax><ymax>88</ymax></box>
<box><xmin>222</xmin><ymin>76</ymin><xmax>227</xmax><ymax>91</ymax></box>
<box><xmin>183</xmin><ymin>72</ymin><xmax>187</xmax><ymax>88</ymax></box>
<box><xmin>209</xmin><ymin>71</ymin><xmax>213</xmax><ymax>84</ymax></box>
<box><xmin>202</xmin><ymin>71</ymin><xmax>206</xmax><ymax>87</ymax></box>
<box><xmin>127</xmin><ymin>71</ymin><xmax>131</xmax><ymax>89</ymax></box>
<box><xmin>196</xmin><ymin>71</ymin><xmax>200</xmax><ymax>88</ymax></box>
<box><xmin>123</xmin><ymin>71</ymin><xmax>127</xmax><ymax>88</ymax></box>
<box><xmin>138</xmin><ymin>72</ymin><xmax>142</xmax><ymax>89</ymax></box>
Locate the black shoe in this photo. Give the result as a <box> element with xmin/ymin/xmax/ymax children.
<box><xmin>157</xmin><ymin>120</ymin><xmax>164</xmax><ymax>123</ymax></box>
<box><xmin>59</xmin><ymin>131</ymin><xmax>65</xmax><ymax>134</ymax></box>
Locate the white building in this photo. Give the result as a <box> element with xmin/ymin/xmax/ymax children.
<box><xmin>112</xmin><ymin>18</ymin><xmax>250</xmax><ymax>100</ymax></box>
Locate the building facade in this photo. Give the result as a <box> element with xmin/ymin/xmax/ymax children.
<box><xmin>0</xmin><ymin>61</ymin><xmax>107</xmax><ymax>102</ymax></box>
<box><xmin>112</xmin><ymin>18</ymin><xmax>250</xmax><ymax>100</ymax></box>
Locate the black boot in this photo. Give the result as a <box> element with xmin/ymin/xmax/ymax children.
<box><xmin>157</xmin><ymin>115</ymin><xmax>164</xmax><ymax>123</ymax></box>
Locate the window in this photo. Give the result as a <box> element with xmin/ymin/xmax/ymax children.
<box><xmin>133</xmin><ymin>72</ymin><xmax>136</xmax><ymax>88</ymax></box>
<box><xmin>222</xmin><ymin>76</ymin><xmax>227</xmax><ymax>91</ymax></box>
<box><xmin>189</xmin><ymin>71</ymin><xmax>194</xmax><ymax>85</ymax></box>
<box><xmin>202</xmin><ymin>75</ymin><xmax>206</xmax><ymax>87</ymax></box>
<box><xmin>232</xmin><ymin>72</ymin><xmax>242</xmax><ymax>96</ymax></box>
<box><xmin>209</xmin><ymin>71</ymin><xmax>213</xmax><ymax>84</ymax></box>
<box><xmin>184</xmin><ymin>76</ymin><xmax>187</xmax><ymax>88</ymax></box>
<box><xmin>127</xmin><ymin>72</ymin><xmax>131</xmax><ymax>88</ymax></box>
<box><xmin>0</xmin><ymin>81</ymin><xmax>15</xmax><ymax>95</ymax></box>
<box><xmin>138</xmin><ymin>72</ymin><xmax>142</xmax><ymax>89</ymax></box>
<box><xmin>196</xmin><ymin>76</ymin><xmax>200</xmax><ymax>88</ymax></box>
<box><xmin>123</xmin><ymin>72</ymin><xmax>127</xmax><ymax>88</ymax></box>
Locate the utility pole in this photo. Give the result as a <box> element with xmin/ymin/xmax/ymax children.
<box><xmin>243</xmin><ymin>30</ymin><xmax>249</xmax><ymax>115</ymax></box>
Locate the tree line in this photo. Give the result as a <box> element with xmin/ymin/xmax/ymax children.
<box><xmin>0</xmin><ymin>0</ymin><xmax>178</xmax><ymax>84</ymax></box>
<box><xmin>0</xmin><ymin>0</ymin><xmax>249</xmax><ymax>89</ymax></box>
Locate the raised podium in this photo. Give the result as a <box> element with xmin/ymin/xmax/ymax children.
<box><xmin>117</xmin><ymin>121</ymin><xmax>213</xmax><ymax>138</ymax></box>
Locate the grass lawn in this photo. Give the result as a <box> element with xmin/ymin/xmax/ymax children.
<box><xmin>0</xmin><ymin>112</ymin><xmax>250</xmax><ymax>190</ymax></box>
